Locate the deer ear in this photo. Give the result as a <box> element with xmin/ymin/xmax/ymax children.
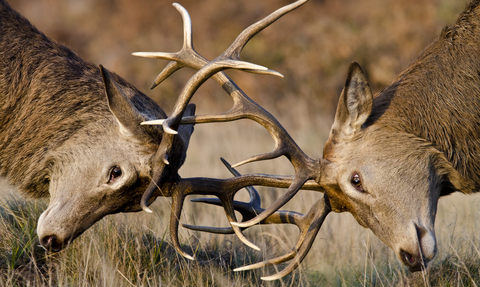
<box><xmin>100</xmin><ymin>65</ymin><xmax>164</xmax><ymax>143</ymax></box>
<box><xmin>331</xmin><ymin>62</ymin><xmax>373</xmax><ymax>139</ymax></box>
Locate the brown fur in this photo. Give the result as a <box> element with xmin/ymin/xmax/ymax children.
<box><xmin>0</xmin><ymin>1</ymin><xmax>162</xmax><ymax>197</ymax></box>
<box><xmin>321</xmin><ymin>0</ymin><xmax>480</xmax><ymax>272</ymax></box>
<box><xmin>0</xmin><ymin>0</ymin><xmax>194</xmax><ymax>251</ymax></box>
<box><xmin>366</xmin><ymin>0</ymin><xmax>480</xmax><ymax>193</ymax></box>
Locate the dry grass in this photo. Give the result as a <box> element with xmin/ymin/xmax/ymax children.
<box><xmin>2</xmin><ymin>182</ymin><xmax>480</xmax><ymax>286</ymax></box>
<box><xmin>2</xmin><ymin>0</ymin><xmax>480</xmax><ymax>286</ymax></box>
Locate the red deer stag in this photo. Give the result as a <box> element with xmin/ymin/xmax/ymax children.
<box><xmin>137</xmin><ymin>0</ymin><xmax>480</xmax><ymax>281</ymax></box>
<box><xmin>0</xmin><ymin>0</ymin><xmax>199</xmax><ymax>252</ymax></box>
<box><xmin>0</xmin><ymin>0</ymin><xmax>317</xmax><ymax>264</ymax></box>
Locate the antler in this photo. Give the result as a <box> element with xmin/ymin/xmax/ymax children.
<box><xmin>133</xmin><ymin>0</ymin><xmax>333</xmax><ymax>279</ymax></box>
<box><xmin>183</xmin><ymin>159</ymin><xmax>332</xmax><ymax>280</ymax></box>
<box><xmin>138</xmin><ymin>0</ymin><xmax>322</xmax><ymax>229</ymax></box>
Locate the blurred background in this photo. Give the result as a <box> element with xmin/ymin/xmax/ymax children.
<box><xmin>3</xmin><ymin>0</ymin><xmax>480</xmax><ymax>285</ymax></box>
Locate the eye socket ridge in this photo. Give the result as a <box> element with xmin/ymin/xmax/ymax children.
<box><xmin>350</xmin><ymin>172</ymin><xmax>364</xmax><ymax>192</ymax></box>
<box><xmin>108</xmin><ymin>166</ymin><xmax>122</xmax><ymax>183</ymax></box>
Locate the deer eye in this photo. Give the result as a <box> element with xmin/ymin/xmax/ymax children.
<box><xmin>108</xmin><ymin>166</ymin><xmax>122</xmax><ymax>183</ymax></box>
<box><xmin>350</xmin><ymin>172</ymin><xmax>364</xmax><ymax>192</ymax></box>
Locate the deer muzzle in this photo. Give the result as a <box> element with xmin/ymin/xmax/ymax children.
<box><xmin>398</xmin><ymin>224</ymin><xmax>437</xmax><ymax>272</ymax></box>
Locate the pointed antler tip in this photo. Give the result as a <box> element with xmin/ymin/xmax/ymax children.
<box><xmin>184</xmin><ymin>254</ymin><xmax>195</xmax><ymax>261</ymax></box>
<box><xmin>233</xmin><ymin>266</ymin><xmax>251</xmax><ymax>272</ymax></box>
<box><xmin>164</xmin><ymin>125</ymin><xmax>179</xmax><ymax>135</ymax></box>
<box><xmin>249</xmin><ymin>243</ymin><xmax>261</xmax><ymax>251</ymax></box>
<box><xmin>140</xmin><ymin>119</ymin><xmax>165</xmax><ymax>126</ymax></box>
<box><xmin>162</xmin><ymin>155</ymin><xmax>170</xmax><ymax>165</ymax></box>
<box><xmin>272</xmin><ymin>71</ymin><xmax>284</xmax><ymax>78</ymax></box>
<box><xmin>142</xmin><ymin>206</ymin><xmax>154</xmax><ymax>213</ymax></box>
<box><xmin>230</xmin><ymin>162</ymin><xmax>244</xmax><ymax>168</ymax></box>
<box><xmin>132</xmin><ymin>52</ymin><xmax>147</xmax><ymax>57</ymax></box>
<box><xmin>261</xmin><ymin>275</ymin><xmax>279</xmax><ymax>281</ymax></box>
<box><xmin>150</xmin><ymin>82</ymin><xmax>159</xmax><ymax>90</ymax></box>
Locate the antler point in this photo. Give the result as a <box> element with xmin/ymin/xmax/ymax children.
<box><xmin>150</xmin><ymin>82</ymin><xmax>159</xmax><ymax>90</ymax></box>
<box><xmin>184</xmin><ymin>254</ymin><xmax>195</xmax><ymax>261</ymax></box>
<box><xmin>142</xmin><ymin>206</ymin><xmax>154</xmax><ymax>213</ymax></box>
<box><xmin>164</xmin><ymin>125</ymin><xmax>179</xmax><ymax>135</ymax></box>
<box><xmin>260</xmin><ymin>276</ymin><xmax>278</xmax><ymax>281</ymax></box>
<box><xmin>162</xmin><ymin>154</ymin><xmax>170</xmax><ymax>165</ymax></box>
<box><xmin>140</xmin><ymin>119</ymin><xmax>165</xmax><ymax>125</ymax></box>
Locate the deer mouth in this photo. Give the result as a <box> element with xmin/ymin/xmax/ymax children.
<box><xmin>397</xmin><ymin>224</ymin><xmax>436</xmax><ymax>272</ymax></box>
<box><xmin>400</xmin><ymin>249</ymin><xmax>428</xmax><ymax>272</ymax></box>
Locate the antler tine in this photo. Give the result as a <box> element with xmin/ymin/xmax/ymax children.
<box><xmin>138</xmin><ymin>57</ymin><xmax>271</xmax><ymax>209</ymax></box>
<box><xmin>181</xmin><ymin>196</ymin><xmax>258</xmax><ymax>235</ymax></box>
<box><xmin>176</xmin><ymin>187</ymin><xmax>331</xmax><ymax>280</ymax></box>
<box><xmin>220</xmin><ymin>157</ymin><xmax>261</xmax><ymax>207</ymax></box>
<box><xmin>223</xmin><ymin>0</ymin><xmax>308</xmax><ymax>60</ymax></box>
<box><xmin>183</xmin><ymin>196</ymin><xmax>322</xmax><ymax>278</ymax></box>
<box><xmin>230</xmin><ymin>174</ymin><xmax>311</xmax><ymax>228</ymax></box>
<box><xmin>219</xmin><ymin>194</ymin><xmax>261</xmax><ymax>251</ymax></box>
<box><xmin>172</xmin><ymin>167</ymin><xmax>323</xmax><ymax>254</ymax></box>
<box><xmin>133</xmin><ymin>0</ymin><xmax>333</xmax><ymax>279</ymax></box>
<box><xmin>163</xmin><ymin>171</ymin><xmax>323</xmax><ymax>254</ymax></box>
<box><xmin>195</xmin><ymin>161</ymin><xmax>331</xmax><ymax>280</ymax></box>
<box><xmin>133</xmin><ymin>3</ymin><xmax>203</xmax><ymax>89</ymax></box>
<box><xmin>169</xmin><ymin>190</ymin><xmax>195</xmax><ymax>260</ymax></box>
<box><xmin>150</xmin><ymin>61</ymin><xmax>184</xmax><ymax>90</ymax></box>
<box><xmin>155</xmin><ymin>1</ymin><xmax>307</xmax><ymax>136</ymax></box>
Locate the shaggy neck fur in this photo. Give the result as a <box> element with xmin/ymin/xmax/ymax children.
<box><xmin>0</xmin><ymin>0</ymin><xmax>164</xmax><ymax>197</ymax></box>
<box><xmin>367</xmin><ymin>0</ymin><xmax>480</xmax><ymax>192</ymax></box>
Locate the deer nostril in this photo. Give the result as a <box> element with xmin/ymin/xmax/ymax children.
<box><xmin>40</xmin><ymin>235</ymin><xmax>59</xmax><ymax>251</ymax></box>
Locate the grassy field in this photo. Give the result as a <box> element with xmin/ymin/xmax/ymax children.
<box><xmin>2</xmin><ymin>0</ymin><xmax>480</xmax><ymax>286</ymax></box>
<box><xmin>2</xmin><ymin>180</ymin><xmax>480</xmax><ymax>286</ymax></box>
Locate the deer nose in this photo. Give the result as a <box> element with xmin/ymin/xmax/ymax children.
<box><xmin>40</xmin><ymin>235</ymin><xmax>63</xmax><ymax>252</ymax></box>
<box><xmin>416</xmin><ymin>224</ymin><xmax>437</xmax><ymax>261</ymax></box>
<box><xmin>399</xmin><ymin>224</ymin><xmax>436</xmax><ymax>272</ymax></box>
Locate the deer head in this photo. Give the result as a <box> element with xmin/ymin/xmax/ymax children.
<box><xmin>36</xmin><ymin>66</ymin><xmax>196</xmax><ymax>252</ymax></box>
<box><xmin>318</xmin><ymin>63</ymin><xmax>460</xmax><ymax>272</ymax></box>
